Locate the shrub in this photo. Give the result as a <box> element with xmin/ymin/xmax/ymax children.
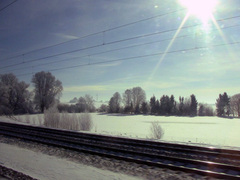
<box><xmin>98</xmin><ymin>104</ymin><xmax>108</xmax><ymax>112</ymax></box>
<box><xmin>32</xmin><ymin>116</ymin><xmax>36</xmax><ymax>125</ymax></box>
<box><xmin>44</xmin><ymin>105</ymin><xmax>61</xmax><ymax>128</ymax></box>
<box><xmin>150</xmin><ymin>121</ymin><xmax>164</xmax><ymax>139</ymax></box>
<box><xmin>37</xmin><ymin>115</ymin><xmax>44</xmax><ymax>125</ymax></box>
<box><xmin>79</xmin><ymin>113</ymin><xmax>93</xmax><ymax>131</ymax></box>
<box><xmin>25</xmin><ymin>115</ymin><xmax>31</xmax><ymax>123</ymax></box>
<box><xmin>44</xmin><ymin>105</ymin><xmax>93</xmax><ymax>131</ymax></box>
<box><xmin>16</xmin><ymin>116</ymin><xmax>24</xmax><ymax>122</ymax></box>
<box><xmin>198</xmin><ymin>104</ymin><xmax>214</xmax><ymax>116</ymax></box>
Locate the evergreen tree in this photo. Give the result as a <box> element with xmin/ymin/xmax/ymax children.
<box><xmin>170</xmin><ymin>95</ymin><xmax>176</xmax><ymax>115</ymax></box>
<box><xmin>141</xmin><ymin>102</ymin><xmax>148</xmax><ymax>114</ymax></box>
<box><xmin>216</xmin><ymin>92</ymin><xmax>230</xmax><ymax>117</ymax></box>
<box><xmin>150</xmin><ymin>95</ymin><xmax>156</xmax><ymax>114</ymax></box>
<box><xmin>156</xmin><ymin>100</ymin><xmax>160</xmax><ymax>115</ymax></box>
<box><xmin>198</xmin><ymin>104</ymin><xmax>204</xmax><ymax>116</ymax></box>
<box><xmin>190</xmin><ymin>94</ymin><xmax>198</xmax><ymax>116</ymax></box>
<box><xmin>178</xmin><ymin>96</ymin><xmax>184</xmax><ymax>116</ymax></box>
<box><xmin>222</xmin><ymin>92</ymin><xmax>230</xmax><ymax>116</ymax></box>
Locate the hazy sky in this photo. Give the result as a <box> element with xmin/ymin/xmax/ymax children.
<box><xmin>0</xmin><ymin>0</ymin><xmax>240</xmax><ymax>104</ymax></box>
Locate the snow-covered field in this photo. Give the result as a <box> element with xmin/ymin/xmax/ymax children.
<box><xmin>1</xmin><ymin>113</ymin><xmax>240</xmax><ymax>179</ymax></box>
<box><xmin>1</xmin><ymin>113</ymin><xmax>240</xmax><ymax>149</ymax></box>
<box><xmin>0</xmin><ymin>143</ymin><xmax>141</xmax><ymax>180</ymax></box>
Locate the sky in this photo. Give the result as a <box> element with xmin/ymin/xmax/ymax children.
<box><xmin>0</xmin><ymin>0</ymin><xmax>240</xmax><ymax>104</ymax></box>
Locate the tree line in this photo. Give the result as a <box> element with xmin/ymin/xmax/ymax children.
<box><xmin>58</xmin><ymin>94</ymin><xmax>96</xmax><ymax>113</ymax></box>
<box><xmin>0</xmin><ymin>72</ymin><xmax>239</xmax><ymax>117</ymax></box>
<box><xmin>216</xmin><ymin>92</ymin><xmax>240</xmax><ymax>117</ymax></box>
<box><xmin>105</xmin><ymin>88</ymin><xmax>240</xmax><ymax>117</ymax></box>
<box><xmin>104</xmin><ymin>87</ymin><xmax>210</xmax><ymax>116</ymax></box>
<box><xmin>0</xmin><ymin>72</ymin><xmax>96</xmax><ymax>115</ymax></box>
<box><xmin>0</xmin><ymin>72</ymin><xmax>63</xmax><ymax>115</ymax></box>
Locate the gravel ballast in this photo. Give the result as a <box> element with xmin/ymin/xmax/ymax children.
<box><xmin>0</xmin><ymin>135</ymin><xmax>218</xmax><ymax>180</ymax></box>
<box><xmin>0</xmin><ymin>165</ymin><xmax>37</xmax><ymax>180</ymax></box>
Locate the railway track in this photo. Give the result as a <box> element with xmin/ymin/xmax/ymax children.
<box><xmin>0</xmin><ymin>122</ymin><xmax>240</xmax><ymax>179</ymax></box>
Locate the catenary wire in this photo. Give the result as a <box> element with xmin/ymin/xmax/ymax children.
<box><xmin>4</xmin><ymin>22</ymin><xmax>240</xmax><ymax>73</ymax></box>
<box><xmin>0</xmin><ymin>0</ymin><xmax>17</xmax><ymax>12</ymax></box>
<box><xmin>0</xmin><ymin>8</ymin><xmax>186</xmax><ymax>61</ymax></box>
<box><xmin>2</xmin><ymin>35</ymin><xmax>190</xmax><ymax>72</ymax></box>
<box><xmin>0</xmin><ymin>0</ymin><xmax>230</xmax><ymax>61</ymax></box>
<box><xmin>1</xmin><ymin>14</ymin><xmax>240</xmax><ymax>71</ymax></box>
<box><xmin>16</xmin><ymin>40</ymin><xmax>240</xmax><ymax>77</ymax></box>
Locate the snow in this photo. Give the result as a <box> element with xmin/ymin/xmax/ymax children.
<box><xmin>1</xmin><ymin>113</ymin><xmax>240</xmax><ymax>179</ymax></box>
<box><xmin>1</xmin><ymin>113</ymin><xmax>240</xmax><ymax>149</ymax></box>
<box><xmin>90</xmin><ymin>114</ymin><xmax>240</xmax><ymax>149</ymax></box>
<box><xmin>0</xmin><ymin>143</ymin><xmax>141</xmax><ymax>180</ymax></box>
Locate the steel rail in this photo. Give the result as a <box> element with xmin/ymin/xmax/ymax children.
<box><xmin>0</xmin><ymin>122</ymin><xmax>240</xmax><ymax>160</ymax></box>
<box><xmin>0</xmin><ymin>122</ymin><xmax>240</xmax><ymax>179</ymax></box>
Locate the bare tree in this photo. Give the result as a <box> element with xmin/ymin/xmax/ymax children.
<box><xmin>0</xmin><ymin>73</ymin><xmax>32</xmax><ymax>115</ymax></box>
<box><xmin>132</xmin><ymin>87</ymin><xmax>146</xmax><ymax>110</ymax></box>
<box><xmin>198</xmin><ymin>103</ymin><xmax>214</xmax><ymax>116</ymax></box>
<box><xmin>77</xmin><ymin>97</ymin><xmax>87</xmax><ymax>112</ymax></box>
<box><xmin>108</xmin><ymin>92</ymin><xmax>122</xmax><ymax>113</ymax></box>
<box><xmin>84</xmin><ymin>94</ymin><xmax>96</xmax><ymax>112</ymax></box>
<box><xmin>123</xmin><ymin>89</ymin><xmax>132</xmax><ymax>107</ymax></box>
<box><xmin>32</xmin><ymin>71</ymin><xmax>63</xmax><ymax>113</ymax></box>
<box><xmin>77</xmin><ymin>94</ymin><xmax>96</xmax><ymax>112</ymax></box>
<box><xmin>0</xmin><ymin>81</ymin><xmax>10</xmax><ymax>115</ymax></box>
<box><xmin>230</xmin><ymin>94</ymin><xmax>240</xmax><ymax>117</ymax></box>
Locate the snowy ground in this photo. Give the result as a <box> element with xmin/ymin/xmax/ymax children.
<box><xmin>0</xmin><ymin>143</ymin><xmax>141</xmax><ymax>180</ymax></box>
<box><xmin>91</xmin><ymin>114</ymin><xmax>240</xmax><ymax>149</ymax></box>
<box><xmin>1</xmin><ymin>113</ymin><xmax>239</xmax><ymax>148</ymax></box>
<box><xmin>1</xmin><ymin>113</ymin><xmax>240</xmax><ymax>179</ymax></box>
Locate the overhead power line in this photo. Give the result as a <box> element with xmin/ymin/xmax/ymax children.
<box><xmin>16</xmin><ymin>40</ymin><xmax>240</xmax><ymax>77</ymax></box>
<box><xmin>0</xmin><ymin>8</ymin><xmax>186</xmax><ymax>62</ymax></box>
<box><xmin>1</xmin><ymin>14</ymin><xmax>240</xmax><ymax>71</ymax></box>
<box><xmin>4</xmin><ymin>21</ymin><xmax>240</xmax><ymax>73</ymax></box>
<box><xmin>0</xmin><ymin>0</ymin><xmax>17</xmax><ymax>12</ymax></box>
<box><xmin>4</xmin><ymin>35</ymin><xmax>190</xmax><ymax>72</ymax></box>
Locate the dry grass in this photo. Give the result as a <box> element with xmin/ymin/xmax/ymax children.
<box><xmin>150</xmin><ymin>121</ymin><xmax>164</xmax><ymax>139</ymax></box>
<box><xmin>44</xmin><ymin>106</ymin><xmax>93</xmax><ymax>131</ymax></box>
<box><xmin>37</xmin><ymin>115</ymin><xmax>44</xmax><ymax>126</ymax></box>
<box><xmin>25</xmin><ymin>115</ymin><xmax>31</xmax><ymax>124</ymax></box>
<box><xmin>79</xmin><ymin>113</ymin><xmax>93</xmax><ymax>131</ymax></box>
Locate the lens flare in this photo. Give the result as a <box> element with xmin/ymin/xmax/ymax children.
<box><xmin>179</xmin><ymin>0</ymin><xmax>218</xmax><ymax>25</ymax></box>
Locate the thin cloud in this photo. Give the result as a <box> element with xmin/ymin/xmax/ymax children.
<box><xmin>64</xmin><ymin>85</ymin><xmax>107</xmax><ymax>93</ymax></box>
<box><xmin>95</xmin><ymin>61</ymin><xmax>122</xmax><ymax>67</ymax></box>
<box><xmin>54</xmin><ymin>33</ymin><xmax>79</xmax><ymax>40</ymax></box>
<box><xmin>144</xmin><ymin>81</ymin><xmax>181</xmax><ymax>90</ymax></box>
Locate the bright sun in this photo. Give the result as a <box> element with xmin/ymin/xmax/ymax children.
<box><xmin>179</xmin><ymin>0</ymin><xmax>218</xmax><ymax>25</ymax></box>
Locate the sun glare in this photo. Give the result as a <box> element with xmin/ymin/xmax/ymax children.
<box><xmin>179</xmin><ymin>0</ymin><xmax>218</xmax><ymax>25</ymax></box>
